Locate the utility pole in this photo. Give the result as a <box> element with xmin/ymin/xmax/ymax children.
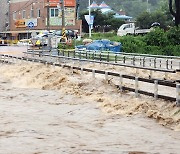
<box><xmin>89</xmin><ymin>0</ymin><xmax>91</xmax><ymax>38</ymax></box>
<box><xmin>47</xmin><ymin>0</ymin><xmax>50</xmax><ymax>31</ymax></box>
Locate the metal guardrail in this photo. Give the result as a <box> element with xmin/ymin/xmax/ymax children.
<box><xmin>24</xmin><ymin>51</ymin><xmax>178</xmax><ymax>74</ymax></box>
<box><xmin>27</xmin><ymin>48</ymin><xmax>180</xmax><ymax>70</ymax></box>
<box><xmin>0</xmin><ymin>53</ymin><xmax>180</xmax><ymax>106</ymax></box>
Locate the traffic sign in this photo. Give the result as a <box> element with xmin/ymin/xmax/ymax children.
<box><xmin>28</xmin><ymin>22</ymin><xmax>34</xmax><ymax>28</ymax></box>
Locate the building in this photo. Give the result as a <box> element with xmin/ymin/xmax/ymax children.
<box><xmin>0</xmin><ymin>0</ymin><xmax>10</xmax><ymax>36</ymax></box>
<box><xmin>7</xmin><ymin>0</ymin><xmax>82</xmax><ymax>40</ymax></box>
<box><xmin>88</xmin><ymin>1</ymin><xmax>132</xmax><ymax>21</ymax></box>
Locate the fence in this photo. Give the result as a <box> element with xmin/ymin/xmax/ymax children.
<box><xmin>0</xmin><ymin>53</ymin><xmax>180</xmax><ymax>106</ymax></box>
<box><xmin>27</xmin><ymin>48</ymin><xmax>180</xmax><ymax>70</ymax></box>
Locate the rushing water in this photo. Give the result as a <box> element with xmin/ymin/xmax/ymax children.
<box><xmin>0</xmin><ymin>63</ymin><xmax>179</xmax><ymax>154</ymax></box>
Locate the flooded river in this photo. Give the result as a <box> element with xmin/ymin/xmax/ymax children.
<box><xmin>0</xmin><ymin>63</ymin><xmax>179</xmax><ymax>154</ymax></box>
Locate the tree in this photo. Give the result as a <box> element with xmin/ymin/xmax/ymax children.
<box><xmin>79</xmin><ymin>10</ymin><xmax>125</xmax><ymax>33</ymax></box>
<box><xmin>169</xmin><ymin>0</ymin><xmax>180</xmax><ymax>26</ymax></box>
<box><xmin>136</xmin><ymin>12</ymin><xmax>152</xmax><ymax>29</ymax></box>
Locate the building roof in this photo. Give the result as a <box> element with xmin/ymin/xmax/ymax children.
<box><xmin>113</xmin><ymin>13</ymin><xmax>133</xmax><ymax>20</ymax></box>
<box><xmin>101</xmin><ymin>8</ymin><xmax>114</xmax><ymax>14</ymax></box>
<box><xmin>99</xmin><ymin>1</ymin><xmax>110</xmax><ymax>9</ymax></box>
<box><xmin>90</xmin><ymin>1</ymin><xmax>99</xmax><ymax>9</ymax></box>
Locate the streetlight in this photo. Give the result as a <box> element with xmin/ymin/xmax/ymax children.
<box><xmin>89</xmin><ymin>0</ymin><xmax>91</xmax><ymax>38</ymax></box>
<box><xmin>146</xmin><ymin>0</ymin><xmax>150</xmax><ymax>12</ymax></box>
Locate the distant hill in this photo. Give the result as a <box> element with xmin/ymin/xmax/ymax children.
<box><xmin>78</xmin><ymin>0</ymin><xmax>162</xmax><ymax>18</ymax></box>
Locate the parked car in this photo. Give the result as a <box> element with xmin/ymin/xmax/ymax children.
<box><xmin>17</xmin><ymin>39</ymin><xmax>33</xmax><ymax>46</ymax></box>
<box><xmin>0</xmin><ymin>37</ymin><xmax>8</xmax><ymax>45</ymax></box>
<box><xmin>53</xmin><ymin>30</ymin><xmax>76</xmax><ymax>38</ymax></box>
<box><xmin>31</xmin><ymin>33</ymin><xmax>49</xmax><ymax>46</ymax></box>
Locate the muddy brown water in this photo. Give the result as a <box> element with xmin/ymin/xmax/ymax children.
<box><xmin>0</xmin><ymin>63</ymin><xmax>179</xmax><ymax>154</ymax></box>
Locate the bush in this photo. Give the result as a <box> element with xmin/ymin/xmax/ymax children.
<box><xmin>58</xmin><ymin>40</ymin><xmax>75</xmax><ymax>50</ymax></box>
<box><xmin>166</xmin><ymin>26</ymin><xmax>180</xmax><ymax>45</ymax></box>
<box><xmin>144</xmin><ymin>28</ymin><xmax>168</xmax><ymax>46</ymax></box>
<box><xmin>78</xmin><ymin>28</ymin><xmax>180</xmax><ymax>56</ymax></box>
<box><xmin>162</xmin><ymin>45</ymin><xmax>180</xmax><ymax>56</ymax></box>
<box><xmin>118</xmin><ymin>35</ymin><xmax>146</xmax><ymax>53</ymax></box>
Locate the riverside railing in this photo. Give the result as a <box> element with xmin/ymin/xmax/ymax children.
<box><xmin>0</xmin><ymin>53</ymin><xmax>180</xmax><ymax>106</ymax></box>
<box><xmin>27</xmin><ymin>48</ymin><xmax>180</xmax><ymax>70</ymax></box>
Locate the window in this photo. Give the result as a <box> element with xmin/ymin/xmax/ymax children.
<box><xmin>13</xmin><ymin>12</ymin><xmax>16</xmax><ymax>20</ymax></box>
<box><xmin>50</xmin><ymin>8</ymin><xmax>59</xmax><ymax>17</ymax></box>
<box><xmin>30</xmin><ymin>4</ymin><xmax>34</xmax><ymax>18</ymax></box>
<box><xmin>22</xmin><ymin>10</ymin><xmax>26</xmax><ymax>19</ymax></box>
<box><xmin>37</xmin><ymin>8</ymin><xmax>40</xmax><ymax>18</ymax></box>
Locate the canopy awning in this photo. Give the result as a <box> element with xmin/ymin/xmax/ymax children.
<box><xmin>1</xmin><ymin>30</ymin><xmax>45</xmax><ymax>34</ymax></box>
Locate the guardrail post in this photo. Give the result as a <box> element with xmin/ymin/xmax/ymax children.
<box><xmin>143</xmin><ymin>57</ymin><xmax>145</xmax><ymax>67</ymax></box>
<box><xmin>166</xmin><ymin>59</ymin><xmax>168</xmax><ymax>69</ymax></box>
<box><xmin>92</xmin><ymin>69</ymin><xmax>95</xmax><ymax>78</ymax></box>
<box><xmin>115</xmin><ymin>54</ymin><xmax>117</xmax><ymax>63</ymax></box>
<box><xmin>81</xmin><ymin>67</ymin><xmax>83</xmax><ymax>74</ymax></box>
<box><xmin>119</xmin><ymin>74</ymin><xmax>123</xmax><ymax>92</ymax></box>
<box><xmin>133</xmin><ymin>56</ymin><xmax>135</xmax><ymax>65</ymax></box>
<box><xmin>99</xmin><ymin>52</ymin><xmax>102</xmax><ymax>61</ymax></box>
<box><xmin>154</xmin><ymin>80</ymin><xmax>158</xmax><ymax>99</ymax></box>
<box><xmin>139</xmin><ymin>58</ymin><xmax>142</xmax><ymax>66</ymax></box>
<box><xmin>0</xmin><ymin>55</ymin><xmax>2</xmax><ymax>64</ymax></box>
<box><xmin>107</xmin><ymin>52</ymin><xmax>109</xmax><ymax>62</ymax></box>
<box><xmin>73</xmin><ymin>50</ymin><xmax>75</xmax><ymax>58</ymax></box>
<box><xmin>154</xmin><ymin>58</ymin><xmax>156</xmax><ymax>68</ymax></box>
<box><xmin>21</xmin><ymin>57</ymin><xmax>23</xmax><ymax>63</ymax></box>
<box><xmin>135</xmin><ymin>68</ymin><xmax>139</xmax><ymax>77</ymax></box>
<box><xmin>164</xmin><ymin>72</ymin><xmax>168</xmax><ymax>80</ymax></box>
<box><xmin>16</xmin><ymin>56</ymin><xmax>18</xmax><ymax>63</ymax></box>
<box><xmin>123</xmin><ymin>56</ymin><xmax>126</xmax><ymax>63</ymax></box>
<box><xmin>135</xmin><ymin>77</ymin><xmax>139</xmax><ymax>97</ymax></box>
<box><xmin>3</xmin><ymin>55</ymin><xmax>5</xmax><ymax>63</ymax></box>
<box><xmin>70</xmin><ymin>65</ymin><xmax>73</xmax><ymax>74</ymax></box>
<box><xmin>80</xmin><ymin>51</ymin><xmax>82</xmax><ymax>59</ymax></box>
<box><xmin>92</xmin><ymin>52</ymin><xmax>95</xmax><ymax>60</ymax></box>
<box><xmin>105</xmin><ymin>71</ymin><xmax>108</xmax><ymax>81</ymax></box>
<box><xmin>53</xmin><ymin>62</ymin><xmax>55</xmax><ymax>69</ymax></box>
<box><xmin>149</xmin><ymin>58</ymin><xmax>151</xmax><ymax>67</ymax></box>
<box><xmin>176</xmin><ymin>84</ymin><xmax>180</xmax><ymax>106</ymax></box>
<box><xmin>159</xmin><ymin>59</ymin><xmax>161</xmax><ymax>68</ymax></box>
<box><xmin>85</xmin><ymin>51</ymin><xmax>87</xmax><ymax>59</ymax></box>
<box><xmin>170</xmin><ymin>60</ymin><xmax>173</xmax><ymax>69</ymax></box>
<box><xmin>7</xmin><ymin>55</ymin><xmax>9</xmax><ymax>63</ymax></box>
<box><xmin>95</xmin><ymin>51</ymin><xmax>97</xmax><ymax>60</ymax></box>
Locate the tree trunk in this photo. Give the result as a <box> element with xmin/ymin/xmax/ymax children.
<box><xmin>169</xmin><ymin>0</ymin><xmax>180</xmax><ymax>26</ymax></box>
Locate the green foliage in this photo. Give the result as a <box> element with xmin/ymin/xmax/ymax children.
<box><xmin>166</xmin><ymin>26</ymin><xmax>180</xmax><ymax>45</ymax></box>
<box><xmin>162</xmin><ymin>45</ymin><xmax>180</xmax><ymax>56</ymax></box>
<box><xmin>144</xmin><ymin>28</ymin><xmax>168</xmax><ymax>46</ymax></box>
<box><xmin>79</xmin><ymin>26</ymin><xmax>180</xmax><ymax>56</ymax></box>
<box><xmin>58</xmin><ymin>40</ymin><xmax>76</xmax><ymax>50</ymax></box>
<box><xmin>136</xmin><ymin>11</ymin><xmax>171</xmax><ymax>29</ymax></box>
<box><xmin>79</xmin><ymin>10</ymin><xmax>125</xmax><ymax>33</ymax></box>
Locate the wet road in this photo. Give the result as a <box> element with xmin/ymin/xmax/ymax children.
<box><xmin>0</xmin><ymin>45</ymin><xmax>27</xmax><ymax>56</ymax></box>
